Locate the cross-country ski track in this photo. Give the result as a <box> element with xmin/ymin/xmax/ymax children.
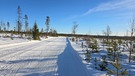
<box><xmin>0</xmin><ymin>37</ymin><xmax>89</xmax><ymax>76</ymax></box>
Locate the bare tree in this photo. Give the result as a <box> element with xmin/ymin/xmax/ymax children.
<box><xmin>17</xmin><ymin>5</ymin><xmax>22</xmax><ymax>34</ymax></box>
<box><xmin>128</xmin><ymin>15</ymin><xmax>135</xmax><ymax>62</ymax></box>
<box><xmin>103</xmin><ymin>25</ymin><xmax>112</xmax><ymax>44</ymax></box>
<box><xmin>72</xmin><ymin>22</ymin><xmax>78</xmax><ymax>35</ymax></box>
<box><xmin>45</xmin><ymin>16</ymin><xmax>50</xmax><ymax>37</ymax></box>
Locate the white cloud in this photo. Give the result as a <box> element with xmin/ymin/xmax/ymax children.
<box><xmin>83</xmin><ymin>0</ymin><xmax>135</xmax><ymax>16</ymax></box>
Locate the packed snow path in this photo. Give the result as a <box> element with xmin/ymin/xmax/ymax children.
<box><xmin>0</xmin><ymin>37</ymin><xmax>66</xmax><ymax>76</ymax></box>
<box><xmin>0</xmin><ymin>37</ymin><xmax>89</xmax><ymax>76</ymax></box>
<box><xmin>57</xmin><ymin>38</ymin><xmax>89</xmax><ymax>76</ymax></box>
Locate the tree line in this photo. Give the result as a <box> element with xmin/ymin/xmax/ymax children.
<box><xmin>0</xmin><ymin>5</ymin><xmax>57</xmax><ymax>39</ymax></box>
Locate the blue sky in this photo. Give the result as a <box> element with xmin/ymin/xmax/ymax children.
<box><xmin>0</xmin><ymin>0</ymin><xmax>135</xmax><ymax>36</ymax></box>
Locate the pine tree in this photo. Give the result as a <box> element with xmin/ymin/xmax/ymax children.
<box><xmin>52</xmin><ymin>29</ymin><xmax>57</xmax><ymax>36</ymax></box>
<box><xmin>3</xmin><ymin>23</ymin><xmax>6</xmax><ymax>32</ymax></box>
<box><xmin>24</xmin><ymin>14</ymin><xmax>28</xmax><ymax>34</ymax></box>
<box><xmin>99</xmin><ymin>55</ymin><xmax>108</xmax><ymax>71</ymax></box>
<box><xmin>107</xmin><ymin>47</ymin><xmax>113</xmax><ymax>62</ymax></box>
<box><xmin>85</xmin><ymin>50</ymin><xmax>91</xmax><ymax>62</ymax></box>
<box><xmin>45</xmin><ymin>16</ymin><xmax>50</xmax><ymax>38</ymax></box>
<box><xmin>7</xmin><ymin>22</ymin><xmax>10</xmax><ymax>31</ymax></box>
<box><xmin>91</xmin><ymin>39</ymin><xmax>99</xmax><ymax>53</ymax></box>
<box><xmin>107</xmin><ymin>40</ymin><xmax>116</xmax><ymax>61</ymax></box>
<box><xmin>106</xmin><ymin>58</ymin><xmax>128</xmax><ymax>76</ymax></box>
<box><xmin>112</xmin><ymin>40</ymin><xmax>118</xmax><ymax>62</ymax></box>
<box><xmin>32</xmin><ymin>22</ymin><xmax>40</xmax><ymax>40</ymax></box>
<box><xmin>17</xmin><ymin>5</ymin><xmax>22</xmax><ymax>34</ymax></box>
<box><xmin>118</xmin><ymin>39</ymin><xmax>122</xmax><ymax>45</ymax></box>
<box><xmin>41</xmin><ymin>28</ymin><xmax>44</xmax><ymax>33</ymax></box>
<box><xmin>40</xmin><ymin>28</ymin><xmax>44</xmax><ymax>37</ymax></box>
<box><xmin>94</xmin><ymin>57</ymin><xmax>98</xmax><ymax>69</ymax></box>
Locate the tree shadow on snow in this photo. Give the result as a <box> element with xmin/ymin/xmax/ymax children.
<box><xmin>56</xmin><ymin>38</ymin><xmax>89</xmax><ymax>76</ymax></box>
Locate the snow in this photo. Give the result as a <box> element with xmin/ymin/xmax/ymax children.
<box><xmin>0</xmin><ymin>36</ymin><xmax>134</xmax><ymax>76</ymax></box>
<box><xmin>0</xmin><ymin>37</ymin><xmax>66</xmax><ymax>76</ymax></box>
<box><xmin>57</xmin><ymin>38</ymin><xmax>89</xmax><ymax>76</ymax></box>
<box><xmin>0</xmin><ymin>37</ymin><xmax>90</xmax><ymax>76</ymax></box>
<box><xmin>70</xmin><ymin>40</ymin><xmax>107</xmax><ymax>76</ymax></box>
<box><xmin>0</xmin><ymin>38</ymin><xmax>29</xmax><ymax>45</ymax></box>
<box><xmin>70</xmin><ymin>38</ymin><xmax>135</xmax><ymax>76</ymax></box>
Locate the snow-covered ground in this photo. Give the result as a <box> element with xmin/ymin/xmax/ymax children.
<box><xmin>70</xmin><ymin>38</ymin><xmax>135</xmax><ymax>76</ymax></box>
<box><xmin>0</xmin><ymin>38</ymin><xmax>29</xmax><ymax>45</ymax></box>
<box><xmin>0</xmin><ymin>37</ymin><xmax>90</xmax><ymax>76</ymax></box>
<box><xmin>70</xmin><ymin>40</ymin><xmax>106</xmax><ymax>76</ymax></box>
<box><xmin>57</xmin><ymin>38</ymin><xmax>89</xmax><ymax>76</ymax></box>
<box><xmin>0</xmin><ymin>37</ymin><xmax>66</xmax><ymax>76</ymax></box>
<box><xmin>1</xmin><ymin>37</ymin><xmax>134</xmax><ymax>76</ymax></box>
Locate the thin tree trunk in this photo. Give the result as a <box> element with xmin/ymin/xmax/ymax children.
<box><xmin>117</xmin><ymin>68</ymin><xmax>118</xmax><ymax>76</ymax></box>
<box><xmin>129</xmin><ymin>34</ymin><xmax>133</xmax><ymax>62</ymax></box>
<box><xmin>129</xmin><ymin>46</ymin><xmax>132</xmax><ymax>62</ymax></box>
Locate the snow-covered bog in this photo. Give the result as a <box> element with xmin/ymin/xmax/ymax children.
<box><xmin>0</xmin><ymin>37</ymin><xmax>134</xmax><ymax>76</ymax></box>
<box><xmin>70</xmin><ymin>37</ymin><xmax>135</xmax><ymax>76</ymax></box>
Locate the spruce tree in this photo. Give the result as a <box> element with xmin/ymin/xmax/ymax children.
<box><xmin>32</xmin><ymin>22</ymin><xmax>40</xmax><ymax>40</ymax></box>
